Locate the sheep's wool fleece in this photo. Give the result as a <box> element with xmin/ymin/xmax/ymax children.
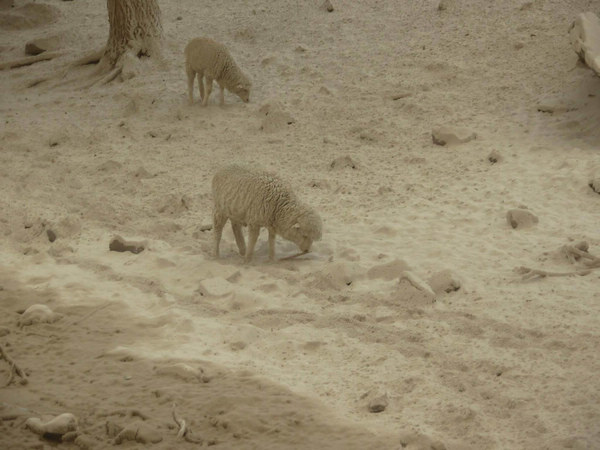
<box><xmin>212</xmin><ymin>165</ymin><xmax>303</xmax><ymax>228</ymax></box>
<box><xmin>185</xmin><ymin>37</ymin><xmax>249</xmax><ymax>89</ymax></box>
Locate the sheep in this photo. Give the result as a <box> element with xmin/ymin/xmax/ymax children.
<box><xmin>212</xmin><ymin>165</ymin><xmax>322</xmax><ymax>262</ymax></box>
<box><xmin>184</xmin><ymin>37</ymin><xmax>251</xmax><ymax>106</ymax></box>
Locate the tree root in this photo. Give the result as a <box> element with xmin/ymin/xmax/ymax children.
<box><xmin>517</xmin><ymin>241</ymin><xmax>600</xmax><ymax>280</ymax></box>
<box><xmin>0</xmin><ymin>51</ymin><xmax>64</xmax><ymax>71</ymax></box>
<box><xmin>172</xmin><ymin>404</ymin><xmax>203</xmax><ymax>444</ymax></box>
<box><xmin>0</xmin><ymin>344</ymin><xmax>28</xmax><ymax>386</ymax></box>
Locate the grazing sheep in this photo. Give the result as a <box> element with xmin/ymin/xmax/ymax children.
<box><xmin>184</xmin><ymin>37</ymin><xmax>251</xmax><ymax>106</ymax></box>
<box><xmin>212</xmin><ymin>165</ymin><xmax>322</xmax><ymax>262</ymax></box>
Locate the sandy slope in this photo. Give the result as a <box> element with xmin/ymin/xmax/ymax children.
<box><xmin>1</xmin><ymin>0</ymin><xmax>599</xmax><ymax>449</ymax></box>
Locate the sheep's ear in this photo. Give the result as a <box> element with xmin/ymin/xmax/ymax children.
<box><xmin>292</xmin><ymin>223</ymin><xmax>301</xmax><ymax>230</ymax></box>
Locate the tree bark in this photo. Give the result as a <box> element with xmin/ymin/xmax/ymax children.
<box><xmin>102</xmin><ymin>0</ymin><xmax>163</xmax><ymax>68</ymax></box>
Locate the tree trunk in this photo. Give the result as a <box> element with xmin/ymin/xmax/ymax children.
<box><xmin>102</xmin><ymin>0</ymin><xmax>163</xmax><ymax>68</ymax></box>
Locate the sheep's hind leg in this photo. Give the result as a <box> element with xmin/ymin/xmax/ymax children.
<box><xmin>196</xmin><ymin>71</ymin><xmax>205</xmax><ymax>103</ymax></box>
<box><xmin>245</xmin><ymin>225</ymin><xmax>260</xmax><ymax>263</ymax></box>
<box><xmin>213</xmin><ymin>213</ymin><xmax>227</xmax><ymax>258</ymax></box>
<box><xmin>267</xmin><ymin>228</ymin><xmax>276</xmax><ymax>261</ymax></box>
<box><xmin>202</xmin><ymin>76</ymin><xmax>213</xmax><ymax>106</ymax></box>
<box><xmin>231</xmin><ymin>222</ymin><xmax>246</xmax><ymax>256</ymax></box>
<box><xmin>218</xmin><ymin>82</ymin><xmax>225</xmax><ymax>106</ymax></box>
<box><xmin>186</xmin><ymin>65</ymin><xmax>195</xmax><ymax>105</ymax></box>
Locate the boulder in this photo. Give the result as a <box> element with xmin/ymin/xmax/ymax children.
<box><xmin>570</xmin><ymin>12</ymin><xmax>600</xmax><ymax>76</ymax></box>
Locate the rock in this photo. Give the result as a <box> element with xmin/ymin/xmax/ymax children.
<box><xmin>506</xmin><ymin>208</ymin><xmax>538</xmax><ymax>229</ymax></box>
<box><xmin>0</xmin><ymin>326</ymin><xmax>10</xmax><ymax>336</ymax></box>
<box><xmin>330</xmin><ymin>155</ymin><xmax>357</xmax><ymax>170</ymax></box>
<box><xmin>399</xmin><ymin>431</ymin><xmax>447</xmax><ymax>450</ymax></box>
<box><xmin>322</xmin><ymin>0</ymin><xmax>334</xmax><ymax>12</ymax></box>
<box><xmin>488</xmin><ymin>149</ymin><xmax>502</xmax><ymax>164</ymax></box>
<box><xmin>25</xmin><ymin>413</ymin><xmax>78</xmax><ymax>438</ymax></box>
<box><xmin>570</xmin><ymin>12</ymin><xmax>600</xmax><ymax>76</ymax></box>
<box><xmin>396</xmin><ymin>271</ymin><xmax>436</xmax><ymax>305</ymax></box>
<box><xmin>428</xmin><ymin>270</ymin><xmax>461</xmax><ymax>294</ymax></box>
<box><xmin>368</xmin><ymin>393</ymin><xmax>388</xmax><ymax>413</ymax></box>
<box><xmin>109</xmin><ymin>235</ymin><xmax>146</xmax><ymax>254</ymax></box>
<box><xmin>432</xmin><ymin>126</ymin><xmax>476</xmax><ymax>146</ymax></box>
<box><xmin>258</xmin><ymin>101</ymin><xmax>295</xmax><ymax>133</ymax></box>
<box><xmin>589</xmin><ymin>177</ymin><xmax>600</xmax><ymax>194</ymax></box>
<box><xmin>155</xmin><ymin>363</ymin><xmax>203</xmax><ymax>382</ymax></box>
<box><xmin>197</xmin><ymin>277</ymin><xmax>234</xmax><ymax>297</ymax></box>
<box><xmin>367</xmin><ymin>259</ymin><xmax>411</xmax><ymax>280</ymax></box>
<box><xmin>114</xmin><ymin>421</ymin><xmax>163</xmax><ymax>444</ymax></box>
<box><xmin>0</xmin><ymin>1</ymin><xmax>14</xmax><ymax>11</ymax></box>
<box><xmin>25</xmin><ymin>35</ymin><xmax>60</xmax><ymax>55</ymax></box>
<box><xmin>74</xmin><ymin>434</ymin><xmax>99</xmax><ymax>450</ymax></box>
<box><xmin>537</xmin><ymin>97</ymin><xmax>578</xmax><ymax>114</ymax></box>
<box><xmin>18</xmin><ymin>304</ymin><xmax>62</xmax><ymax>327</ymax></box>
<box><xmin>46</xmin><ymin>229</ymin><xmax>56</xmax><ymax>243</ymax></box>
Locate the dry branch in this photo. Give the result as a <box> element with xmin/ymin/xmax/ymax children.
<box><xmin>517</xmin><ymin>241</ymin><xmax>600</xmax><ymax>280</ymax></box>
<box><xmin>171</xmin><ymin>404</ymin><xmax>203</xmax><ymax>444</ymax></box>
<box><xmin>0</xmin><ymin>344</ymin><xmax>28</xmax><ymax>386</ymax></box>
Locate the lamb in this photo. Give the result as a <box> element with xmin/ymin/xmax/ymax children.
<box><xmin>212</xmin><ymin>165</ymin><xmax>323</xmax><ymax>262</ymax></box>
<box><xmin>184</xmin><ymin>37</ymin><xmax>251</xmax><ymax>106</ymax></box>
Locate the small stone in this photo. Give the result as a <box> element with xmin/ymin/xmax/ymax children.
<box><xmin>25</xmin><ymin>413</ymin><xmax>78</xmax><ymax>437</ymax></box>
<box><xmin>589</xmin><ymin>177</ymin><xmax>600</xmax><ymax>194</ymax></box>
<box><xmin>506</xmin><ymin>208</ymin><xmax>538</xmax><ymax>229</ymax></box>
<box><xmin>322</xmin><ymin>0</ymin><xmax>334</xmax><ymax>12</ymax></box>
<box><xmin>368</xmin><ymin>393</ymin><xmax>388</xmax><ymax>413</ymax></box>
<box><xmin>25</xmin><ymin>36</ymin><xmax>60</xmax><ymax>55</ymax></box>
<box><xmin>18</xmin><ymin>304</ymin><xmax>62</xmax><ymax>327</ymax></box>
<box><xmin>197</xmin><ymin>277</ymin><xmax>233</xmax><ymax>297</ymax></box>
<box><xmin>114</xmin><ymin>421</ymin><xmax>163</xmax><ymax>444</ymax></box>
<box><xmin>0</xmin><ymin>326</ymin><xmax>10</xmax><ymax>336</ymax></box>
<box><xmin>537</xmin><ymin>98</ymin><xmax>577</xmax><ymax>114</ymax></box>
<box><xmin>46</xmin><ymin>229</ymin><xmax>56</xmax><ymax>242</ymax></box>
<box><xmin>432</xmin><ymin>126</ymin><xmax>477</xmax><ymax>146</ymax></box>
<box><xmin>428</xmin><ymin>270</ymin><xmax>461</xmax><ymax>294</ymax></box>
<box><xmin>155</xmin><ymin>363</ymin><xmax>203</xmax><ymax>382</ymax></box>
<box><xmin>0</xmin><ymin>0</ymin><xmax>14</xmax><ymax>10</ymax></box>
<box><xmin>488</xmin><ymin>149</ymin><xmax>502</xmax><ymax>164</ymax></box>
<box><xmin>330</xmin><ymin>155</ymin><xmax>357</xmax><ymax>170</ymax></box>
<box><xmin>109</xmin><ymin>235</ymin><xmax>146</xmax><ymax>254</ymax></box>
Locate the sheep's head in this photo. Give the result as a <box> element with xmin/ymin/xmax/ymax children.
<box><xmin>233</xmin><ymin>75</ymin><xmax>251</xmax><ymax>103</ymax></box>
<box><xmin>281</xmin><ymin>209</ymin><xmax>322</xmax><ymax>253</ymax></box>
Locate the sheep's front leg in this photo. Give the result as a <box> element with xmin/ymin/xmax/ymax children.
<box><xmin>267</xmin><ymin>227</ymin><xmax>276</xmax><ymax>261</ymax></box>
<box><xmin>213</xmin><ymin>213</ymin><xmax>227</xmax><ymax>258</ymax></box>
<box><xmin>231</xmin><ymin>222</ymin><xmax>246</xmax><ymax>256</ymax></box>
<box><xmin>196</xmin><ymin>72</ymin><xmax>205</xmax><ymax>103</ymax></box>
<box><xmin>186</xmin><ymin>65</ymin><xmax>195</xmax><ymax>105</ymax></box>
<box><xmin>245</xmin><ymin>225</ymin><xmax>260</xmax><ymax>263</ymax></box>
<box><xmin>202</xmin><ymin>76</ymin><xmax>213</xmax><ymax>106</ymax></box>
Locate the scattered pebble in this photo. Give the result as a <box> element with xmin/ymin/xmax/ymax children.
<box><xmin>589</xmin><ymin>177</ymin><xmax>600</xmax><ymax>194</ymax></box>
<box><xmin>258</xmin><ymin>101</ymin><xmax>295</xmax><ymax>133</ymax></box>
<box><xmin>506</xmin><ymin>208</ymin><xmax>538</xmax><ymax>229</ymax></box>
<box><xmin>368</xmin><ymin>393</ymin><xmax>388</xmax><ymax>413</ymax></box>
<box><xmin>432</xmin><ymin>126</ymin><xmax>477</xmax><ymax>146</ymax></box>
<box><xmin>322</xmin><ymin>0</ymin><xmax>334</xmax><ymax>12</ymax></box>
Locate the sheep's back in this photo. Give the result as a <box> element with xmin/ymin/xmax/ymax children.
<box><xmin>185</xmin><ymin>38</ymin><xmax>229</xmax><ymax>75</ymax></box>
<box><xmin>212</xmin><ymin>165</ymin><xmax>292</xmax><ymax>227</ymax></box>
